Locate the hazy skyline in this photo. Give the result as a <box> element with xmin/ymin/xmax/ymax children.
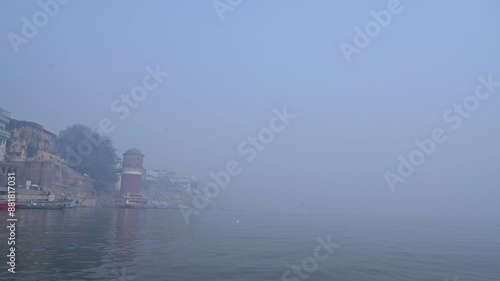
<box><xmin>1</xmin><ymin>0</ymin><xmax>499</xmax><ymax>216</ymax></box>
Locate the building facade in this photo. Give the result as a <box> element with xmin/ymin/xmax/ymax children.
<box><xmin>0</xmin><ymin>108</ymin><xmax>11</xmax><ymax>162</ymax></box>
<box><xmin>7</xmin><ymin>119</ymin><xmax>61</xmax><ymax>162</ymax></box>
<box><xmin>114</xmin><ymin>157</ymin><xmax>123</xmax><ymax>192</ymax></box>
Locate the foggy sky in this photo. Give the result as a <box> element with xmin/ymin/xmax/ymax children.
<box><xmin>1</xmin><ymin>0</ymin><xmax>499</xmax><ymax>217</ymax></box>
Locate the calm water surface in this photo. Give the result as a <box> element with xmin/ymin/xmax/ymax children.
<box><xmin>0</xmin><ymin>209</ymin><xmax>498</xmax><ymax>281</ymax></box>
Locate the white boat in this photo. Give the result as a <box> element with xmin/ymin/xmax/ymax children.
<box><xmin>147</xmin><ymin>200</ymin><xmax>170</xmax><ymax>209</ymax></box>
<box><xmin>64</xmin><ymin>199</ymin><xmax>79</xmax><ymax>209</ymax></box>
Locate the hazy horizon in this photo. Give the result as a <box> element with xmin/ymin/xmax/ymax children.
<box><xmin>2</xmin><ymin>0</ymin><xmax>499</xmax><ymax>217</ymax></box>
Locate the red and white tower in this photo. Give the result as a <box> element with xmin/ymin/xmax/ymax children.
<box><xmin>120</xmin><ymin>148</ymin><xmax>144</xmax><ymax>195</ymax></box>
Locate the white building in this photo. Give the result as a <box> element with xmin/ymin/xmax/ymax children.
<box><xmin>146</xmin><ymin>170</ymin><xmax>159</xmax><ymax>177</ymax></box>
<box><xmin>144</xmin><ymin>169</ymin><xmax>159</xmax><ymax>182</ymax></box>
<box><xmin>0</xmin><ymin>108</ymin><xmax>11</xmax><ymax>162</ymax></box>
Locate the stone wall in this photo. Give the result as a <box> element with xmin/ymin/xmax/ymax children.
<box><xmin>14</xmin><ymin>160</ymin><xmax>94</xmax><ymax>198</ymax></box>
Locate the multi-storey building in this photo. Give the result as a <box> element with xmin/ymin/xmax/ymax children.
<box><xmin>7</xmin><ymin>119</ymin><xmax>61</xmax><ymax>162</ymax></box>
<box><xmin>0</xmin><ymin>108</ymin><xmax>10</xmax><ymax>162</ymax></box>
<box><xmin>144</xmin><ymin>169</ymin><xmax>159</xmax><ymax>182</ymax></box>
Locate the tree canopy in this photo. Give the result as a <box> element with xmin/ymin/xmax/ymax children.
<box><xmin>56</xmin><ymin>124</ymin><xmax>118</xmax><ymax>190</ymax></box>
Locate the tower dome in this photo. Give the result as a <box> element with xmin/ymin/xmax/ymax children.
<box><xmin>123</xmin><ymin>147</ymin><xmax>144</xmax><ymax>156</ymax></box>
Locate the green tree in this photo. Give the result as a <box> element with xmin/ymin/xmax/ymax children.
<box><xmin>56</xmin><ymin>124</ymin><xmax>118</xmax><ymax>190</ymax></box>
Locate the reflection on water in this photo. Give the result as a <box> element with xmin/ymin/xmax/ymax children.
<box><xmin>0</xmin><ymin>208</ymin><xmax>141</xmax><ymax>281</ymax></box>
<box><xmin>0</xmin><ymin>209</ymin><xmax>499</xmax><ymax>281</ymax></box>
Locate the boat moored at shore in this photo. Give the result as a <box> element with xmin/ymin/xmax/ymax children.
<box><xmin>115</xmin><ymin>193</ymin><xmax>148</xmax><ymax>209</ymax></box>
<box><xmin>0</xmin><ymin>199</ymin><xmax>79</xmax><ymax>210</ymax></box>
<box><xmin>0</xmin><ymin>202</ymin><xmax>21</xmax><ymax>209</ymax></box>
<box><xmin>22</xmin><ymin>201</ymin><xmax>67</xmax><ymax>210</ymax></box>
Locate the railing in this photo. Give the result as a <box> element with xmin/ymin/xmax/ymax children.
<box><xmin>0</xmin><ymin>130</ymin><xmax>9</xmax><ymax>139</ymax></box>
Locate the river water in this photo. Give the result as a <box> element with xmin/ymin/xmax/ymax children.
<box><xmin>0</xmin><ymin>209</ymin><xmax>498</xmax><ymax>281</ymax></box>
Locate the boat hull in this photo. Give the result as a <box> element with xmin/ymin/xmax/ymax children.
<box><xmin>21</xmin><ymin>202</ymin><xmax>67</xmax><ymax>210</ymax></box>
<box><xmin>63</xmin><ymin>200</ymin><xmax>79</xmax><ymax>209</ymax></box>
<box><xmin>115</xmin><ymin>193</ymin><xmax>148</xmax><ymax>209</ymax></box>
<box><xmin>0</xmin><ymin>203</ymin><xmax>21</xmax><ymax>210</ymax></box>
